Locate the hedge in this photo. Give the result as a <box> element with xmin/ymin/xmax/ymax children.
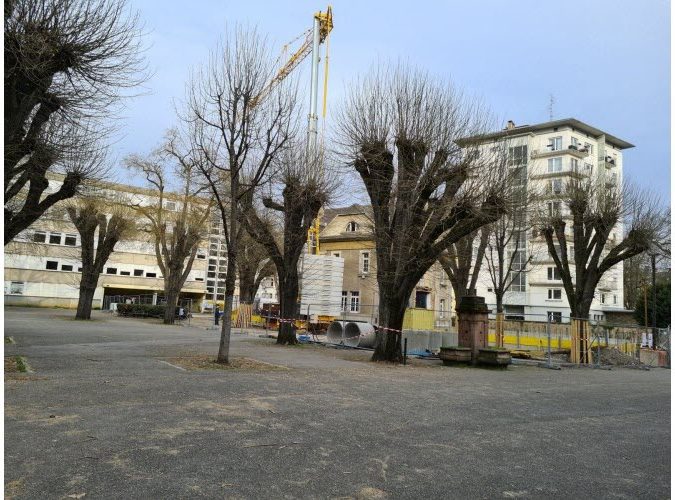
<box><xmin>116</xmin><ymin>304</ymin><xmax>166</xmax><ymax>318</ymax></box>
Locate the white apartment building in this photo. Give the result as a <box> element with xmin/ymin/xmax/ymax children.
<box><xmin>459</xmin><ymin>118</ymin><xmax>632</xmax><ymax>323</ymax></box>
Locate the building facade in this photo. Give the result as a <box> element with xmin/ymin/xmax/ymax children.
<box><xmin>463</xmin><ymin>118</ymin><xmax>631</xmax><ymax>322</ymax></box>
<box><xmin>4</xmin><ymin>177</ymin><xmax>209</xmax><ymax>310</ymax></box>
<box><xmin>320</xmin><ymin>205</ymin><xmax>453</xmax><ymax>328</ymax></box>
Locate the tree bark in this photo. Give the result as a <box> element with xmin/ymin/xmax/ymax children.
<box><xmin>217</xmin><ymin>255</ymin><xmax>238</xmax><ymax>364</ymax></box>
<box><xmin>238</xmin><ymin>268</ymin><xmax>257</xmax><ymax>304</ymax></box>
<box><xmin>371</xmin><ymin>288</ymin><xmax>407</xmax><ymax>362</ymax></box>
<box><xmin>277</xmin><ymin>276</ymin><xmax>299</xmax><ymax>345</ymax></box>
<box><xmin>75</xmin><ymin>277</ymin><xmax>98</xmax><ymax>320</ymax></box>
<box><xmin>163</xmin><ymin>283</ymin><xmax>181</xmax><ymax>325</ymax></box>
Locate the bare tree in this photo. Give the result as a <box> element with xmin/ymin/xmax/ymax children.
<box><xmin>241</xmin><ymin>150</ymin><xmax>332</xmax><ymax>345</ymax></box>
<box><xmin>439</xmin><ymin>229</ymin><xmax>489</xmax><ymax>309</ymax></box>
<box><xmin>237</xmin><ymin>229</ymin><xmax>275</xmax><ymax>303</ymax></box>
<box><xmin>126</xmin><ymin>131</ymin><xmax>212</xmax><ymax>325</ymax></box>
<box><xmin>5</xmin><ymin>0</ymin><xmax>147</xmax><ymax>242</ymax></box>
<box><xmin>337</xmin><ymin>64</ymin><xmax>507</xmax><ymax>362</ymax></box>
<box><xmin>183</xmin><ymin>27</ymin><xmax>298</xmax><ymax>362</ymax></box>
<box><xmin>66</xmin><ymin>195</ymin><xmax>135</xmax><ymax>319</ymax></box>
<box><xmin>539</xmin><ymin>179</ymin><xmax>662</xmax><ymax>360</ymax></box>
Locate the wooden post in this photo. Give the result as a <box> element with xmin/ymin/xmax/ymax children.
<box><xmin>495</xmin><ymin>312</ymin><xmax>505</xmax><ymax>348</ymax></box>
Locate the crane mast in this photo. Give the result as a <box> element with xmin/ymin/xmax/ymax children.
<box><xmin>249</xmin><ymin>7</ymin><xmax>333</xmax><ymax>256</ymax></box>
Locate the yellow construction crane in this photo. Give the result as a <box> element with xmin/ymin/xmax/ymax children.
<box><xmin>249</xmin><ymin>7</ymin><xmax>333</xmax><ymax>256</ymax></box>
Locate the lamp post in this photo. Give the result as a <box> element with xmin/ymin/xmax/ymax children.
<box><xmin>649</xmin><ymin>250</ymin><xmax>659</xmax><ymax>349</ymax></box>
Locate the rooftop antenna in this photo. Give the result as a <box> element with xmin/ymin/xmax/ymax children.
<box><xmin>548</xmin><ymin>94</ymin><xmax>555</xmax><ymax>121</ymax></box>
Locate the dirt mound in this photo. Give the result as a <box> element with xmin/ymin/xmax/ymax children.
<box><xmin>599</xmin><ymin>347</ymin><xmax>643</xmax><ymax>366</ymax></box>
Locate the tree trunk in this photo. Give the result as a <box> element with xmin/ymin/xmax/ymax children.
<box><xmin>277</xmin><ymin>276</ymin><xmax>299</xmax><ymax>345</ymax></box>
<box><xmin>75</xmin><ymin>276</ymin><xmax>98</xmax><ymax>320</ymax></box>
<box><xmin>217</xmin><ymin>257</ymin><xmax>238</xmax><ymax>364</ymax></box>
<box><xmin>371</xmin><ymin>291</ymin><xmax>407</xmax><ymax>362</ymax></box>
<box><xmin>163</xmin><ymin>283</ymin><xmax>181</xmax><ymax>325</ymax></box>
<box><xmin>495</xmin><ymin>294</ymin><xmax>503</xmax><ymax>314</ymax></box>
<box><xmin>239</xmin><ymin>271</ymin><xmax>256</xmax><ymax>304</ymax></box>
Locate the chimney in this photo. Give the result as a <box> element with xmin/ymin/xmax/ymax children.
<box><xmin>506</xmin><ymin>120</ymin><xmax>515</xmax><ymax>130</ymax></box>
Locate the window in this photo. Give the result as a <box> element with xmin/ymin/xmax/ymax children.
<box><xmin>33</xmin><ymin>231</ymin><xmax>46</xmax><ymax>243</ymax></box>
<box><xmin>146</xmin><ymin>272</ymin><xmax>157</xmax><ymax>278</ymax></box>
<box><xmin>360</xmin><ymin>251</ymin><xmax>370</xmax><ymax>274</ymax></box>
<box><xmin>120</xmin><ymin>271</ymin><xmax>131</xmax><ymax>276</ymax></box>
<box><xmin>508</xmin><ymin>145</ymin><xmax>528</xmax><ymax>166</ymax></box>
<box><xmin>197</xmin><ymin>254</ymin><xmax>206</xmax><ymax>259</ymax></box>
<box><xmin>349</xmin><ymin>291</ymin><xmax>360</xmax><ymax>313</ymax></box>
<box><xmin>61</xmin><ymin>264</ymin><xmax>73</xmax><ymax>271</ymax></box>
<box><xmin>46</xmin><ymin>260</ymin><xmax>58</xmax><ymax>270</ymax></box>
<box><xmin>439</xmin><ymin>299</ymin><xmax>446</xmax><ymax>318</ymax></box>
<box><xmin>547</xmin><ymin>201</ymin><xmax>561</xmax><ymax>216</ymax></box>
<box><xmin>613</xmin><ymin>295</ymin><xmax>617</xmax><ymax>305</ymax></box>
<box><xmin>583</xmin><ymin>142</ymin><xmax>594</xmax><ymax>154</ymax></box>
<box><xmin>584</xmin><ymin>163</ymin><xmax>593</xmax><ymax>175</ymax></box>
<box><xmin>133</xmin><ymin>269</ymin><xmax>144</xmax><ymax>277</ymax></box>
<box><xmin>78</xmin><ymin>267</ymin><xmax>83</xmax><ymax>272</ymax></box>
<box><xmin>512</xmin><ymin>165</ymin><xmax>527</xmax><ymax>187</ymax></box>
<box><xmin>415</xmin><ymin>290</ymin><xmax>431</xmax><ymax>309</ymax></box>
<box><xmin>49</xmin><ymin>233</ymin><xmax>62</xmax><ymax>244</ymax></box>
<box><xmin>106</xmin><ymin>267</ymin><xmax>117</xmax><ymax>275</ymax></box>
<box><xmin>547</xmin><ymin>157</ymin><xmax>562</xmax><ymax>173</ymax></box>
<box><xmin>548</xmin><ymin>136</ymin><xmax>562</xmax><ymax>151</ymax></box>
<box><xmin>195</xmin><ymin>277</ymin><xmax>204</xmax><ymax>282</ymax></box>
<box><xmin>601</xmin><ymin>293</ymin><xmax>606</xmax><ymax>304</ymax></box>
<box><xmin>547</xmin><ymin>267</ymin><xmax>561</xmax><ymax>280</ymax></box>
<box><xmin>346</xmin><ymin>221</ymin><xmax>359</xmax><ymax>232</ymax></box>
<box><xmin>570</xmin><ymin>158</ymin><xmax>579</xmax><ymax>172</ymax></box>
<box><xmin>64</xmin><ymin>234</ymin><xmax>77</xmax><ymax>246</ymax></box>
<box><xmin>9</xmin><ymin>281</ymin><xmax>24</xmax><ymax>294</ymax></box>
<box><xmin>164</xmin><ymin>201</ymin><xmax>176</xmax><ymax>211</ymax></box>
<box><xmin>548</xmin><ymin>311</ymin><xmax>562</xmax><ymax>323</ymax></box>
<box><xmin>550</xmin><ymin>179</ymin><xmax>562</xmax><ymax>194</ymax></box>
<box><xmin>570</xmin><ymin>137</ymin><xmax>579</xmax><ymax>148</ymax></box>
<box><xmin>341</xmin><ymin>291</ymin><xmax>348</xmax><ymax>312</ymax></box>
<box><xmin>332</xmin><ymin>251</ymin><xmax>342</xmax><ymax>258</ymax></box>
<box><xmin>508</xmin><ymin>248</ymin><xmax>526</xmax><ymax>292</ymax></box>
<box><xmin>548</xmin><ymin>289</ymin><xmax>562</xmax><ymax>300</ymax></box>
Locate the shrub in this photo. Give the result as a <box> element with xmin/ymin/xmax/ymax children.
<box><xmin>116</xmin><ymin>304</ymin><xmax>167</xmax><ymax>318</ymax></box>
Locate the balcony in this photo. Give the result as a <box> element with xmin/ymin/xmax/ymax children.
<box><xmin>530</xmin><ymin>145</ymin><xmax>590</xmax><ymax>160</ymax></box>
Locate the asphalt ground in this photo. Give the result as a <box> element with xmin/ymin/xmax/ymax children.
<box><xmin>4</xmin><ymin>307</ymin><xmax>671</xmax><ymax>499</ymax></box>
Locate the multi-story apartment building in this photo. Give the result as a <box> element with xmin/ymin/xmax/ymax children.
<box><xmin>460</xmin><ymin>118</ymin><xmax>632</xmax><ymax>322</ymax></box>
<box><xmin>4</xmin><ymin>176</ymin><xmax>210</xmax><ymax>310</ymax></box>
<box><xmin>320</xmin><ymin>205</ymin><xmax>452</xmax><ymax>328</ymax></box>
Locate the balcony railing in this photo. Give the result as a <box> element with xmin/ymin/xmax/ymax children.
<box><xmin>531</xmin><ymin>146</ymin><xmax>590</xmax><ymax>160</ymax></box>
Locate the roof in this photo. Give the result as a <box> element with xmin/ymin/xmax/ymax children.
<box><xmin>321</xmin><ymin>204</ymin><xmax>372</xmax><ymax>226</ymax></box>
<box><xmin>457</xmin><ymin>118</ymin><xmax>634</xmax><ymax>150</ymax></box>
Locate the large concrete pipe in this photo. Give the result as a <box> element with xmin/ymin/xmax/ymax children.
<box><xmin>343</xmin><ymin>322</ymin><xmax>376</xmax><ymax>348</ymax></box>
<box><xmin>326</xmin><ymin>321</ymin><xmax>345</xmax><ymax>344</ymax></box>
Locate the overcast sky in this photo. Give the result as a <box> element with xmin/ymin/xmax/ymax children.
<box><xmin>115</xmin><ymin>0</ymin><xmax>671</xmax><ymax>202</ymax></box>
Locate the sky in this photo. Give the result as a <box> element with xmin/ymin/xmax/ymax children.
<box><xmin>114</xmin><ymin>0</ymin><xmax>671</xmax><ymax>202</ymax></box>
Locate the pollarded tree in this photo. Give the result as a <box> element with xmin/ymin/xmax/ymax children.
<box><xmin>5</xmin><ymin>0</ymin><xmax>146</xmax><ymax>242</ymax></box>
<box><xmin>241</xmin><ymin>150</ymin><xmax>331</xmax><ymax>345</ymax></box>
<box><xmin>439</xmin><ymin>228</ymin><xmax>489</xmax><ymax>309</ymax></box>
<box><xmin>184</xmin><ymin>27</ymin><xmax>298</xmax><ymax>362</ymax></box>
<box><xmin>67</xmin><ymin>196</ymin><xmax>135</xmax><ymax>319</ymax></box>
<box><xmin>337</xmin><ymin>64</ymin><xmax>507</xmax><ymax>362</ymax></box>
<box><xmin>237</xmin><ymin>229</ymin><xmax>275</xmax><ymax>304</ymax></box>
<box><xmin>126</xmin><ymin>131</ymin><xmax>212</xmax><ymax>325</ymax></box>
<box><xmin>539</xmin><ymin>178</ymin><xmax>662</xmax><ymax>360</ymax></box>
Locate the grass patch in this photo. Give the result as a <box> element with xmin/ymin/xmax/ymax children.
<box><xmin>5</xmin><ymin>356</ymin><xmax>31</xmax><ymax>373</ymax></box>
<box><xmin>165</xmin><ymin>355</ymin><xmax>289</xmax><ymax>372</ymax></box>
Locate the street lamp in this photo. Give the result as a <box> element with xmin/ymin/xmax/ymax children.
<box><xmin>647</xmin><ymin>246</ymin><xmax>661</xmax><ymax>349</ymax></box>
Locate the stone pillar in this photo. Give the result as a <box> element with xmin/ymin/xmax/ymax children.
<box><xmin>457</xmin><ymin>291</ymin><xmax>489</xmax><ymax>364</ymax></box>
